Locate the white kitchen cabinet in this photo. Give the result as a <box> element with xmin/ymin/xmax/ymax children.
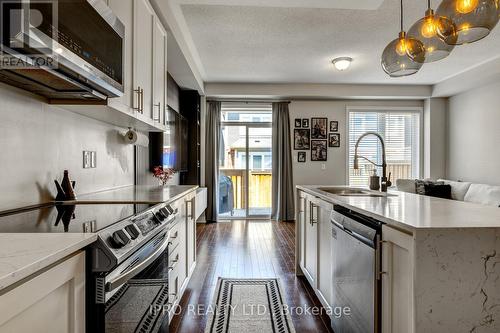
<box><xmin>0</xmin><ymin>252</ymin><xmax>85</xmax><ymax>333</ymax></box>
<box><xmin>133</xmin><ymin>0</ymin><xmax>155</xmax><ymax>119</ymax></box>
<box><xmin>297</xmin><ymin>191</ymin><xmax>306</xmax><ymax>274</ymax></box>
<box><xmin>186</xmin><ymin>194</ymin><xmax>197</xmax><ymax>274</ymax></box>
<box><xmin>167</xmin><ymin>192</ymin><xmax>197</xmax><ymax>322</ymax></box>
<box><xmin>153</xmin><ymin>17</ymin><xmax>168</xmax><ymax>125</ymax></box>
<box><xmin>381</xmin><ymin>225</ymin><xmax>415</xmax><ymax>333</ymax></box>
<box><xmin>314</xmin><ymin>197</ymin><xmax>333</xmax><ymax>311</ymax></box>
<box><xmin>302</xmin><ymin>194</ymin><xmax>317</xmax><ymax>286</ymax></box>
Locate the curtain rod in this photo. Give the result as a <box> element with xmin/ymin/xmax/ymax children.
<box><xmin>206</xmin><ymin>98</ymin><xmax>291</xmax><ymax>104</ymax></box>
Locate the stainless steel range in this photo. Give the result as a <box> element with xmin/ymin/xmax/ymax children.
<box><xmin>0</xmin><ymin>201</ymin><xmax>181</xmax><ymax>333</ymax></box>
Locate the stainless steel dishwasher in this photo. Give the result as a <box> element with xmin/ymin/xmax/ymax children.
<box><xmin>331</xmin><ymin>205</ymin><xmax>382</xmax><ymax>333</ymax></box>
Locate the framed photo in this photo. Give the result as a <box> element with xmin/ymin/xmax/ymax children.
<box><xmin>295</xmin><ymin>118</ymin><xmax>302</xmax><ymax>128</ymax></box>
<box><xmin>298</xmin><ymin>152</ymin><xmax>306</xmax><ymax>163</ymax></box>
<box><xmin>294</xmin><ymin>129</ymin><xmax>310</xmax><ymax>150</ymax></box>
<box><xmin>311</xmin><ymin>140</ymin><xmax>328</xmax><ymax>161</ymax></box>
<box><xmin>330</xmin><ymin>121</ymin><xmax>339</xmax><ymax>132</ymax></box>
<box><xmin>329</xmin><ymin>133</ymin><xmax>341</xmax><ymax>147</ymax></box>
<box><xmin>311</xmin><ymin>118</ymin><xmax>327</xmax><ymax>139</ymax></box>
<box><xmin>302</xmin><ymin>119</ymin><xmax>309</xmax><ymax>128</ymax></box>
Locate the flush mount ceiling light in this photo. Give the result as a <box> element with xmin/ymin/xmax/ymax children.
<box><xmin>381</xmin><ymin>0</ymin><xmax>425</xmax><ymax>77</ymax></box>
<box><xmin>407</xmin><ymin>0</ymin><xmax>456</xmax><ymax>62</ymax></box>
<box><xmin>436</xmin><ymin>0</ymin><xmax>499</xmax><ymax>44</ymax></box>
<box><xmin>332</xmin><ymin>57</ymin><xmax>353</xmax><ymax>71</ymax></box>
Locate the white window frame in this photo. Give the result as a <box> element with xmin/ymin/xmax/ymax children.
<box><xmin>345</xmin><ymin>106</ymin><xmax>424</xmax><ymax>186</ymax></box>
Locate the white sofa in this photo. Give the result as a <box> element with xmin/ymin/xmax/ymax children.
<box><xmin>396</xmin><ymin>179</ymin><xmax>500</xmax><ymax>207</ymax></box>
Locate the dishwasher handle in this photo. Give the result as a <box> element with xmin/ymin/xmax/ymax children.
<box><xmin>331</xmin><ymin>215</ymin><xmax>377</xmax><ymax>248</ymax></box>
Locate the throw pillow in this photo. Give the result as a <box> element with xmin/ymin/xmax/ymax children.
<box><xmin>424</xmin><ymin>184</ymin><xmax>452</xmax><ymax>199</ymax></box>
<box><xmin>415</xmin><ymin>179</ymin><xmax>444</xmax><ymax>195</ymax></box>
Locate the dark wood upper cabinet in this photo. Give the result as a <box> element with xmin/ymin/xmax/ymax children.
<box><xmin>167</xmin><ymin>73</ymin><xmax>180</xmax><ymax>113</ymax></box>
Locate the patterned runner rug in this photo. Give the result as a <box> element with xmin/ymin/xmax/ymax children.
<box><xmin>205</xmin><ymin>278</ymin><xmax>296</xmax><ymax>333</ymax></box>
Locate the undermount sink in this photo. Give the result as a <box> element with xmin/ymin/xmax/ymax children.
<box><xmin>318</xmin><ymin>187</ymin><xmax>396</xmax><ymax>197</ymax></box>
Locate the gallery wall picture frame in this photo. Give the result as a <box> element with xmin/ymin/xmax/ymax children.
<box><xmin>298</xmin><ymin>152</ymin><xmax>306</xmax><ymax>163</ymax></box>
<box><xmin>311</xmin><ymin>140</ymin><xmax>328</xmax><ymax>161</ymax></box>
<box><xmin>311</xmin><ymin>118</ymin><xmax>327</xmax><ymax>139</ymax></box>
<box><xmin>302</xmin><ymin>119</ymin><xmax>309</xmax><ymax>128</ymax></box>
<box><xmin>330</xmin><ymin>121</ymin><xmax>339</xmax><ymax>132</ymax></box>
<box><xmin>295</xmin><ymin>118</ymin><xmax>302</xmax><ymax>128</ymax></box>
<box><xmin>329</xmin><ymin>133</ymin><xmax>341</xmax><ymax>147</ymax></box>
<box><xmin>294</xmin><ymin>129</ymin><xmax>311</xmax><ymax>150</ymax></box>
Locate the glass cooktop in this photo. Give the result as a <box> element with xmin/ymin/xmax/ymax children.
<box><xmin>0</xmin><ymin>203</ymin><xmax>154</xmax><ymax>233</ymax></box>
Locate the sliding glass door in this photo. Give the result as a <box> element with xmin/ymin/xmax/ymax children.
<box><xmin>218</xmin><ymin>103</ymin><xmax>273</xmax><ymax>219</ymax></box>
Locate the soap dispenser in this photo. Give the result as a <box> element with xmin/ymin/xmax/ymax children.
<box><xmin>369</xmin><ymin>169</ymin><xmax>380</xmax><ymax>191</ymax></box>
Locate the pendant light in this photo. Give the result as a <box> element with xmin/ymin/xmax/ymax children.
<box><xmin>436</xmin><ymin>0</ymin><xmax>499</xmax><ymax>45</ymax></box>
<box><xmin>381</xmin><ymin>0</ymin><xmax>425</xmax><ymax>77</ymax></box>
<box><xmin>407</xmin><ymin>0</ymin><xmax>456</xmax><ymax>62</ymax></box>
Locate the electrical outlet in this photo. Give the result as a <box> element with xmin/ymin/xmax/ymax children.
<box><xmin>83</xmin><ymin>151</ymin><xmax>97</xmax><ymax>169</ymax></box>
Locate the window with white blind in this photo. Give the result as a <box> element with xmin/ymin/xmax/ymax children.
<box><xmin>347</xmin><ymin>108</ymin><xmax>421</xmax><ymax>187</ymax></box>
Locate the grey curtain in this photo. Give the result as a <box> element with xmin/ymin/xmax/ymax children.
<box><xmin>205</xmin><ymin>101</ymin><xmax>221</xmax><ymax>222</ymax></box>
<box><xmin>272</xmin><ymin>102</ymin><xmax>295</xmax><ymax>221</ymax></box>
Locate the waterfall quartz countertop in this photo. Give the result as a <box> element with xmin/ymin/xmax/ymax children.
<box><xmin>298</xmin><ymin>185</ymin><xmax>500</xmax><ymax>231</ymax></box>
<box><xmin>0</xmin><ymin>185</ymin><xmax>198</xmax><ymax>292</ymax></box>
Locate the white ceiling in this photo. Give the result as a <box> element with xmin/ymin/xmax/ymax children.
<box><xmin>178</xmin><ymin>0</ymin><xmax>500</xmax><ymax>85</ymax></box>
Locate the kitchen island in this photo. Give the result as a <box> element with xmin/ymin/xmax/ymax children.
<box><xmin>296</xmin><ymin>185</ymin><xmax>500</xmax><ymax>333</ymax></box>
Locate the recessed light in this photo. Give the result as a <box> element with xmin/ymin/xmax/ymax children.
<box><xmin>332</xmin><ymin>57</ymin><xmax>353</xmax><ymax>71</ymax></box>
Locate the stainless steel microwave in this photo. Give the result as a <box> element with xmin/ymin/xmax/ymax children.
<box><xmin>0</xmin><ymin>0</ymin><xmax>124</xmax><ymax>101</ymax></box>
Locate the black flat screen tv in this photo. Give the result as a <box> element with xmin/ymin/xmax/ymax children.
<box><xmin>163</xmin><ymin>107</ymin><xmax>188</xmax><ymax>172</ymax></box>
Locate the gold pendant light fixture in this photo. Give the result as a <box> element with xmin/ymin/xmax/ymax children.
<box><xmin>381</xmin><ymin>0</ymin><xmax>425</xmax><ymax>77</ymax></box>
<box><xmin>407</xmin><ymin>0</ymin><xmax>457</xmax><ymax>62</ymax></box>
<box><xmin>436</xmin><ymin>0</ymin><xmax>499</xmax><ymax>44</ymax></box>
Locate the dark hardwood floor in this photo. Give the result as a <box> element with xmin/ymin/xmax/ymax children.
<box><xmin>169</xmin><ymin>220</ymin><xmax>333</xmax><ymax>333</ymax></box>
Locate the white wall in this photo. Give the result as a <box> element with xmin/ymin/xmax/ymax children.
<box><xmin>424</xmin><ymin>98</ymin><xmax>447</xmax><ymax>180</ymax></box>
<box><xmin>289</xmin><ymin>100</ymin><xmax>423</xmax><ymax>188</ymax></box>
<box><xmin>0</xmin><ymin>84</ymin><xmax>134</xmax><ymax>211</ymax></box>
<box><xmin>447</xmin><ymin>80</ymin><xmax>500</xmax><ymax>185</ymax></box>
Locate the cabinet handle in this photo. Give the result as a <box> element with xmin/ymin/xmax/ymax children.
<box><xmin>140</xmin><ymin>88</ymin><xmax>144</xmax><ymax>114</ymax></box>
<box><xmin>186</xmin><ymin>198</ymin><xmax>195</xmax><ymax>219</ymax></box>
<box><xmin>377</xmin><ymin>238</ymin><xmax>389</xmax><ymax>280</ymax></box>
<box><xmin>134</xmin><ymin>86</ymin><xmax>142</xmax><ymax>112</ymax></box>
<box><xmin>310</xmin><ymin>202</ymin><xmax>318</xmax><ymax>225</ymax></box>
<box><xmin>153</xmin><ymin>103</ymin><xmax>161</xmax><ymax>122</ymax></box>
<box><xmin>168</xmin><ymin>254</ymin><xmax>179</xmax><ymax>271</ymax></box>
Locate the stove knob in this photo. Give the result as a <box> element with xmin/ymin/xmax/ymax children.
<box><xmin>165</xmin><ymin>205</ymin><xmax>174</xmax><ymax>215</ymax></box>
<box><xmin>111</xmin><ymin>229</ymin><xmax>131</xmax><ymax>248</ymax></box>
<box><xmin>124</xmin><ymin>224</ymin><xmax>141</xmax><ymax>240</ymax></box>
<box><xmin>154</xmin><ymin>212</ymin><xmax>166</xmax><ymax>222</ymax></box>
<box><xmin>160</xmin><ymin>207</ymin><xmax>170</xmax><ymax>218</ymax></box>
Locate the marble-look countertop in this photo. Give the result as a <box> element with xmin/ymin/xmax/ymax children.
<box><xmin>61</xmin><ymin>185</ymin><xmax>198</xmax><ymax>205</ymax></box>
<box><xmin>298</xmin><ymin>185</ymin><xmax>500</xmax><ymax>230</ymax></box>
<box><xmin>0</xmin><ymin>233</ymin><xmax>96</xmax><ymax>291</ymax></box>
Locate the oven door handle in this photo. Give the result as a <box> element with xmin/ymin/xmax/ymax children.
<box><xmin>105</xmin><ymin>233</ymin><xmax>171</xmax><ymax>292</ymax></box>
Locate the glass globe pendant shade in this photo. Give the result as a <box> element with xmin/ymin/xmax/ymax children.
<box><xmin>407</xmin><ymin>9</ymin><xmax>456</xmax><ymax>62</ymax></box>
<box><xmin>381</xmin><ymin>31</ymin><xmax>425</xmax><ymax>77</ymax></box>
<box><xmin>436</xmin><ymin>0</ymin><xmax>499</xmax><ymax>44</ymax></box>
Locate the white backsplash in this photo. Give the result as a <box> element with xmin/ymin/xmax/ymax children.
<box><xmin>0</xmin><ymin>84</ymin><xmax>134</xmax><ymax>211</ymax></box>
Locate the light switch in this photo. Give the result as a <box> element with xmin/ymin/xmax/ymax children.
<box><xmin>83</xmin><ymin>151</ymin><xmax>97</xmax><ymax>169</ymax></box>
<box><xmin>321</xmin><ymin>164</ymin><xmax>326</xmax><ymax>170</ymax></box>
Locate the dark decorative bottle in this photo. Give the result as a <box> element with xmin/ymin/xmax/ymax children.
<box><xmin>60</xmin><ymin>170</ymin><xmax>77</xmax><ymax>200</ymax></box>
